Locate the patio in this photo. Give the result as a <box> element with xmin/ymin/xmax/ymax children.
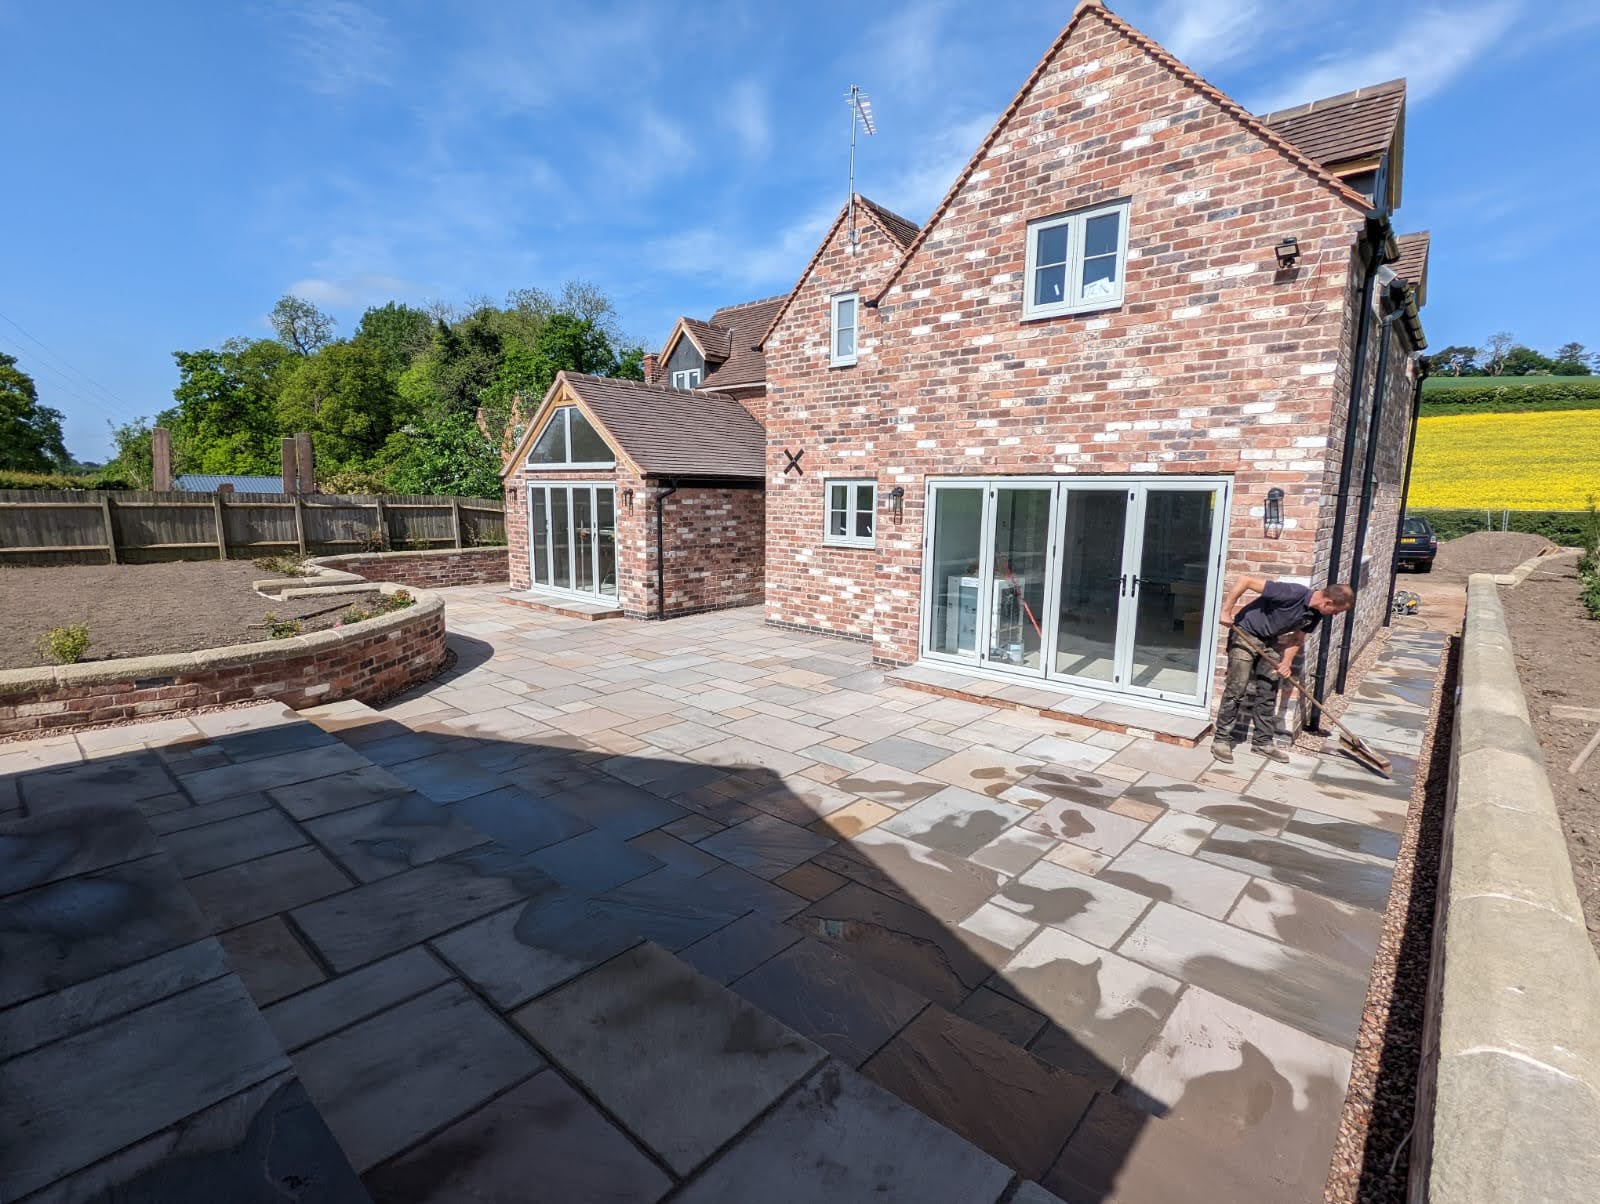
<box><xmin>0</xmin><ymin>586</ymin><xmax>1444</xmax><ymax>1203</ymax></box>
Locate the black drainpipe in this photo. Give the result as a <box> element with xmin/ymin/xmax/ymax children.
<box><xmin>1310</xmin><ymin>215</ymin><xmax>1387</xmax><ymax>730</ymax></box>
<box><xmin>1335</xmin><ymin>304</ymin><xmax>1401</xmax><ymax>693</ymax></box>
<box><xmin>1384</xmin><ymin>359</ymin><xmax>1430</xmax><ymax>627</ymax></box>
<box><xmin>655</xmin><ymin>479</ymin><xmax>678</xmax><ymax>620</ymax></box>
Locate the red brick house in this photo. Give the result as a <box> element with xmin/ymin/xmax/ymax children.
<box><xmin>760</xmin><ymin>0</ymin><xmax>1428</xmax><ymax>720</ymax></box>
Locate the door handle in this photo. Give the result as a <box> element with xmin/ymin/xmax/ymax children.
<box><xmin>1130</xmin><ymin>575</ymin><xmax>1141</xmax><ymax>595</ymax></box>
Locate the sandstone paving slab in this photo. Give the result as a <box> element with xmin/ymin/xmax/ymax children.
<box><xmin>772</xmin><ymin>860</ymin><xmax>847</xmax><ymax>901</ymax></box>
<box><xmin>1119</xmin><ymin>772</ymin><xmax>1293</xmax><ymax>833</ymax></box>
<box><xmin>0</xmin><ymin>802</ymin><xmax>155</xmax><ymax>895</ymax></box>
<box><xmin>526</xmin><ymin>828</ymin><xmax>665</xmax><ymax>893</ymax></box>
<box><xmin>880</xmin><ymin>786</ymin><xmax>1032</xmax><ymax>858</ymax></box>
<box><xmin>18</xmin><ymin>750</ymin><xmax>176</xmax><ymax>812</ymax></box>
<box><xmin>627</xmin><ymin>827</ymin><xmax>725</xmax><ymax>877</ymax></box>
<box><xmin>1247</xmin><ymin>769</ymin><xmax>1409</xmax><ymax>830</ymax></box>
<box><xmin>674</xmin><ymin>1060</ymin><xmax>1011</xmax><ymax>1204</ymax></box>
<box><xmin>1284</xmin><ymin>808</ymin><xmax>1401</xmax><ymax>862</ymax></box>
<box><xmin>268</xmin><ymin>763</ymin><xmax>414</xmax><ymax>821</ymax></box>
<box><xmin>690</xmin><ymin>735</ymin><xmax>815</xmax><ymax>779</ymax></box>
<box><xmin>1196</xmin><ymin>824</ymin><xmax>1394</xmax><ymax>911</ymax></box>
<box><xmin>970</xmin><ymin>824</ymin><xmax>1058</xmax><ymax>876</ymax></box>
<box><xmin>146</xmin><ymin>791</ymin><xmax>274</xmax><ymax>836</ymax></box>
<box><xmin>811</xmin><ymin>797</ymin><xmax>897</xmax><ymax>839</ymax></box>
<box><xmin>862</xmin><ymin>1005</ymin><xmax>1096</xmax><ymax>1180</ymax></box>
<box><xmin>1105</xmin><ymin>739</ymin><xmax>1218</xmax><ymax>781</ymax></box>
<box><xmin>264</xmin><ymin>947</ymin><xmax>454</xmax><ymax>1052</ymax></box>
<box><xmin>546</xmin><ymin>779</ymin><xmax>686</xmax><ymax>839</ymax></box>
<box><xmin>0</xmin><ymin>854</ymin><xmax>210</xmax><ymax>1008</ymax></box>
<box><xmin>0</xmin><ymin>735</ymin><xmax>82</xmax><ymax>778</ymax></box>
<box><xmin>993</xmin><ymin>859</ymin><xmax>1151</xmax><ymax>948</ymax></box>
<box><xmin>922</xmin><ymin>745</ymin><xmax>1046</xmax><ymax>799</ymax></box>
<box><xmin>695</xmin><ymin>812</ymin><xmax>834</xmax><ymax>879</ymax></box>
<box><xmin>680</xmin><ymin>911</ymin><xmax>803</xmax><ymax>984</ymax></box>
<box><xmin>187</xmin><ymin>845</ymin><xmax>352</xmax><ymax>934</ymax></box>
<box><xmin>361</xmin><ymin>1068</ymin><xmax>671</xmax><ymax>1204</ymax></box>
<box><xmin>308</xmin><ymin>791</ymin><xmax>495</xmax><ymax>882</ymax></box>
<box><xmin>1137</xmin><ymin>809</ymin><xmax>1216</xmax><ymax>856</ymax></box>
<box><xmin>217</xmin><ymin>914</ymin><xmax>326</xmax><ymax>1007</ymax></box>
<box><xmin>293</xmin><ymin>980</ymin><xmax>543</xmax><ymax>1172</ymax></box>
<box><xmin>1309</xmin><ymin>753</ymin><xmax>1416</xmax><ymax>803</ymax></box>
<box><xmin>694</xmin><ymin>861</ymin><xmax>810</xmax><ymax>920</ymax></box>
<box><xmin>591</xmin><ymin>866</ymin><xmax>753</xmax><ymax>950</ymax></box>
<box><xmin>179</xmin><ymin>743</ymin><xmax>371</xmax><ymax>805</ymax></box>
<box><xmin>291</xmin><ymin>856</ymin><xmax>538</xmax><ymax>972</ymax></box>
<box><xmin>742</xmin><ymin>774</ymin><xmax>859</xmax><ymax>825</ymax></box>
<box><xmin>1226</xmin><ymin>878</ymin><xmax>1383</xmax><ymax>972</ymax></box>
<box><xmin>959</xmin><ymin>901</ymin><xmax>1042</xmax><ymax>953</ymax></box>
<box><xmin>1020</xmin><ymin>798</ymin><xmax>1146</xmax><ymax>857</ymax></box>
<box><xmin>164</xmin><ymin>807</ymin><xmax>308</xmax><ymax>878</ymax></box>
<box><xmin>1097</xmin><ymin>841</ymin><xmax>1251</xmax><ymax>919</ymax></box>
<box><xmin>0</xmin><ymin>974</ymin><xmax>291</xmax><ymax>1200</ymax></box>
<box><xmin>854</xmin><ymin>734</ymin><xmax>958</xmax><ymax>773</ymax></box>
<box><xmin>828</xmin><ymin>764</ymin><xmax>946</xmax><ymax>809</ymax></box>
<box><xmin>512</xmin><ymin>941</ymin><xmax>825</xmax><ymax>1176</ymax></box>
<box><xmin>1002</xmin><ymin>767</ymin><xmax>1125</xmax><ymax>810</ymax></box>
<box><xmin>213</xmin><ymin>721</ymin><xmax>338</xmax><ymax>764</ymax></box>
<box><xmin>723</xmin><ymin>714</ymin><xmax>833</xmax><ymax>753</ymax></box>
<box><xmin>956</xmin><ymin>983</ymin><xmax>1048</xmax><ymax>1047</ymax></box>
<box><xmin>1118</xmin><ymin>902</ymin><xmax>1368</xmax><ymax>1048</ymax></box>
<box><xmin>1043</xmin><ymin>842</ymin><xmax>1113</xmax><ymax>875</ymax></box>
<box><xmin>1121</xmin><ymin>985</ymin><xmax>1353</xmax><ymax>1202</ymax></box>
<box><xmin>795</xmin><ymin>882</ymin><xmax>1008</xmax><ymax>1008</ymax></box>
<box><xmin>996</xmin><ymin>927</ymin><xmax>1181</xmax><ymax>1087</ymax></box>
<box><xmin>383</xmin><ymin>751</ymin><xmax>510</xmax><ymax>804</ymax></box>
<box><xmin>812</xmin><ymin>826</ymin><xmax>1005</xmax><ymax>923</ymax></box>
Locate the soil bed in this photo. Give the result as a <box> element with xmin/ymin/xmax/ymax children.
<box><xmin>0</xmin><ymin>561</ymin><xmax>385</xmax><ymax>669</ymax></box>
<box><xmin>1429</xmin><ymin>530</ymin><xmax>1553</xmax><ymax>581</ymax></box>
<box><xmin>1500</xmin><ymin>555</ymin><xmax>1600</xmax><ymax>952</ymax></box>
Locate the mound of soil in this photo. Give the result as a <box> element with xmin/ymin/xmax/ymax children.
<box><xmin>0</xmin><ymin>560</ymin><xmax>385</xmax><ymax>669</ymax></box>
<box><xmin>1431</xmin><ymin>531</ymin><xmax>1555</xmax><ymax>581</ymax></box>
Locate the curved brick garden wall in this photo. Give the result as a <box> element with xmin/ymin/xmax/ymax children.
<box><xmin>0</xmin><ymin>584</ymin><xmax>446</xmax><ymax>739</ymax></box>
<box><xmin>310</xmin><ymin>547</ymin><xmax>508</xmax><ymax>589</ymax></box>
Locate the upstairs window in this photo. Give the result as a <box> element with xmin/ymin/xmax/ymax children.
<box><xmin>527</xmin><ymin>405</ymin><xmax>614</xmax><ymax>468</ymax></box>
<box><xmin>671</xmin><ymin>368</ymin><xmax>701</xmax><ymax>389</ymax></box>
<box><xmin>824</xmin><ymin>479</ymin><xmax>875</xmax><ymax>547</ymax></box>
<box><xmin>830</xmin><ymin>292</ymin><xmax>859</xmax><ymax>367</ymax></box>
<box><xmin>1023</xmin><ymin>199</ymin><xmax>1131</xmax><ymax>319</ymax></box>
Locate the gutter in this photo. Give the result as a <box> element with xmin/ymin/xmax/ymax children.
<box><xmin>1384</xmin><ymin>355</ymin><xmax>1431</xmax><ymax>627</ymax></box>
<box><xmin>655</xmin><ymin>479</ymin><xmax>678</xmax><ymax>620</ymax></box>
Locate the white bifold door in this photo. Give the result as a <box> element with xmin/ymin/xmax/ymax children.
<box><xmin>922</xmin><ymin>477</ymin><xmax>1229</xmax><ymax>707</ymax></box>
<box><xmin>528</xmin><ymin>483</ymin><xmax>617</xmax><ymax>600</ymax></box>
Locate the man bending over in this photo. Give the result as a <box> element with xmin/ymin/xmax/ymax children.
<box><xmin>1212</xmin><ymin>576</ymin><xmax>1354</xmax><ymax>763</ymax></box>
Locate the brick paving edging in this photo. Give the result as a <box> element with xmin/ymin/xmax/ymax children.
<box><xmin>0</xmin><ymin>584</ymin><xmax>447</xmax><ymax>740</ymax></box>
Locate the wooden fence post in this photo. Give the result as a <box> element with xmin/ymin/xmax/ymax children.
<box><xmin>293</xmin><ymin>495</ymin><xmax>307</xmax><ymax>557</ymax></box>
<box><xmin>374</xmin><ymin>496</ymin><xmax>387</xmax><ymax>549</ymax></box>
<box><xmin>99</xmin><ymin>493</ymin><xmax>118</xmax><ymax>564</ymax></box>
<box><xmin>451</xmin><ymin>497</ymin><xmax>463</xmax><ymax>549</ymax></box>
<box><xmin>211</xmin><ymin>494</ymin><xmax>228</xmax><ymax>560</ymax></box>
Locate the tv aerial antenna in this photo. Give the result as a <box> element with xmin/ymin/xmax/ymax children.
<box><xmin>845</xmin><ymin>84</ymin><xmax>876</xmax><ymax>253</ymax></box>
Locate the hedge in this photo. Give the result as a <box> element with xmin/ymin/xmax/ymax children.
<box><xmin>0</xmin><ymin>470</ymin><xmax>133</xmax><ymax>490</ymax></box>
<box><xmin>1418</xmin><ymin>378</ymin><xmax>1600</xmax><ymax>417</ymax></box>
<box><xmin>1410</xmin><ymin>507</ymin><xmax>1590</xmax><ymax>545</ymax></box>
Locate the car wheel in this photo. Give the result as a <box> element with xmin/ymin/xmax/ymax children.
<box><xmin>1417</xmin><ymin>560</ymin><xmax>1433</xmax><ymax>573</ymax></box>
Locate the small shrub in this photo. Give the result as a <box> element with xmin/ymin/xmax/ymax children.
<box><xmin>379</xmin><ymin>589</ymin><xmax>415</xmax><ymax>613</ymax></box>
<box><xmin>0</xmin><ymin>470</ymin><xmax>132</xmax><ymax>490</ymax></box>
<box><xmin>1581</xmin><ymin>570</ymin><xmax>1600</xmax><ymax>621</ymax></box>
<box><xmin>253</xmin><ymin>553</ymin><xmax>309</xmax><ymax>576</ymax></box>
<box><xmin>340</xmin><ymin>603</ymin><xmax>373</xmax><ymax>625</ymax></box>
<box><xmin>1579</xmin><ymin>495</ymin><xmax>1600</xmax><ymax>577</ymax></box>
<box><xmin>263</xmin><ymin>612</ymin><xmax>302</xmax><ymax>639</ymax></box>
<box><xmin>38</xmin><ymin>624</ymin><xmax>91</xmax><ymax>664</ymax></box>
<box><xmin>355</xmin><ymin>526</ymin><xmax>391</xmax><ymax>554</ymax></box>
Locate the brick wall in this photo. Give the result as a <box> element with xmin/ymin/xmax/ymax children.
<box><xmin>0</xmin><ymin>595</ymin><xmax>446</xmax><ymax>739</ymax></box>
<box><xmin>314</xmin><ymin>548</ymin><xmax>508</xmax><ymax>589</ymax></box>
<box><xmin>764</xmin><ymin>8</ymin><xmax>1380</xmax><ymax>705</ymax></box>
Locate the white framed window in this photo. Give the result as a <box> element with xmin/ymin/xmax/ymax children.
<box><xmin>671</xmin><ymin>368</ymin><xmax>701</xmax><ymax>389</ymax></box>
<box><xmin>824</xmin><ymin>478</ymin><xmax>875</xmax><ymax>547</ymax></box>
<box><xmin>830</xmin><ymin>292</ymin><xmax>859</xmax><ymax>367</ymax></box>
<box><xmin>526</xmin><ymin>405</ymin><xmax>615</xmax><ymax>469</ymax></box>
<box><xmin>1022</xmin><ymin>199</ymin><xmax>1131</xmax><ymax>319</ymax></box>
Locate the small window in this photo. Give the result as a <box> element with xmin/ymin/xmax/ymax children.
<box><xmin>1022</xmin><ymin>199</ymin><xmax>1130</xmax><ymax>319</ymax></box>
<box><xmin>824</xmin><ymin>479</ymin><xmax>875</xmax><ymax>547</ymax></box>
<box><xmin>527</xmin><ymin>405</ymin><xmax>615</xmax><ymax>469</ymax></box>
<box><xmin>671</xmin><ymin>368</ymin><xmax>701</xmax><ymax>389</ymax></box>
<box><xmin>830</xmin><ymin>293</ymin><xmax>858</xmax><ymax>367</ymax></box>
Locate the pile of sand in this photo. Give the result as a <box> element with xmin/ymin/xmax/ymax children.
<box><xmin>1431</xmin><ymin>531</ymin><xmax>1556</xmax><ymax>580</ymax></box>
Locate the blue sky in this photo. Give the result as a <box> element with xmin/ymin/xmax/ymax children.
<box><xmin>3</xmin><ymin>0</ymin><xmax>1597</xmax><ymax>461</ymax></box>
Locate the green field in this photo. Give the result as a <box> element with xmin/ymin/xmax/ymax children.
<box><xmin>1423</xmin><ymin>373</ymin><xmax>1585</xmax><ymax>392</ymax></box>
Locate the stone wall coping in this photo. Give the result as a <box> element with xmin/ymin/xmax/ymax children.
<box><xmin>1423</xmin><ymin>574</ymin><xmax>1600</xmax><ymax>1201</ymax></box>
<box><xmin>1492</xmin><ymin>546</ymin><xmax>1580</xmax><ymax>588</ymax></box>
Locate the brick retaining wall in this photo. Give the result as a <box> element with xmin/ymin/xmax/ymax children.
<box><xmin>0</xmin><ymin>585</ymin><xmax>447</xmax><ymax>739</ymax></box>
<box><xmin>312</xmin><ymin>547</ymin><xmax>508</xmax><ymax>589</ymax></box>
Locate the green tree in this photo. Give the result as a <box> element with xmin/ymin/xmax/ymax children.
<box><xmin>1426</xmin><ymin>344</ymin><xmax>1479</xmax><ymax>376</ymax></box>
<box><xmin>1481</xmin><ymin>331</ymin><xmax>1515</xmax><ymax>376</ymax></box>
<box><xmin>1500</xmin><ymin>345</ymin><xmax>1557</xmax><ymax>376</ymax></box>
<box><xmin>168</xmin><ymin>338</ymin><xmax>293</xmax><ymax>473</ymax></box>
<box><xmin>1554</xmin><ymin>342</ymin><xmax>1593</xmax><ymax>376</ymax></box>
<box><xmin>275</xmin><ymin>340</ymin><xmax>403</xmax><ymax>469</ymax></box>
<box><xmin>270</xmin><ymin>294</ymin><xmax>336</xmax><ymax>356</ymax></box>
<box><xmin>377</xmin><ymin>410</ymin><xmax>503</xmax><ymax>497</ymax></box>
<box><xmin>0</xmin><ymin>353</ymin><xmax>68</xmax><ymax>471</ymax></box>
<box><xmin>102</xmin><ymin>417</ymin><xmax>154</xmax><ymax>488</ymax></box>
<box><xmin>355</xmin><ymin>302</ymin><xmax>434</xmax><ymax>379</ymax></box>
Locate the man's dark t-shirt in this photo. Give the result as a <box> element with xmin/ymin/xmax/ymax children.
<box><xmin>1235</xmin><ymin>581</ymin><xmax>1322</xmax><ymax>644</ymax></box>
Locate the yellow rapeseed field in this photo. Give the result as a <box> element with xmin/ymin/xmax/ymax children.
<box><xmin>1407</xmin><ymin>408</ymin><xmax>1600</xmax><ymax>510</ymax></box>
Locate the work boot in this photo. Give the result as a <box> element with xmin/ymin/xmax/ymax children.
<box><xmin>1210</xmin><ymin>742</ymin><xmax>1234</xmax><ymax>764</ymax></box>
<box><xmin>1258</xmin><ymin>745</ymin><xmax>1292</xmax><ymax>764</ymax></box>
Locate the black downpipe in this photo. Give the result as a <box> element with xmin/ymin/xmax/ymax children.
<box><xmin>655</xmin><ymin>480</ymin><xmax>678</xmax><ymax>620</ymax></box>
<box><xmin>1310</xmin><ymin>219</ymin><xmax>1385</xmax><ymax>730</ymax></box>
<box><xmin>1335</xmin><ymin>309</ymin><xmax>1400</xmax><ymax>693</ymax></box>
<box><xmin>1384</xmin><ymin>362</ymin><xmax>1430</xmax><ymax>627</ymax></box>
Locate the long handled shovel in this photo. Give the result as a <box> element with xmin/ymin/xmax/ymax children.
<box><xmin>1228</xmin><ymin>626</ymin><xmax>1392</xmax><ymax>777</ymax></box>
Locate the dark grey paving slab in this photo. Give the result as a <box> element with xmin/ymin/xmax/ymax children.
<box><xmin>293</xmin><ymin>980</ymin><xmax>543</xmax><ymax>1172</ymax></box>
<box><xmin>855</xmin><ymin>734</ymin><xmax>957</xmax><ymax>773</ymax></box>
<box><xmin>680</xmin><ymin>912</ymin><xmax>803</xmax><ymax>985</ymax></box>
<box><xmin>26</xmin><ymin>1073</ymin><xmax>369</xmax><ymax>1204</ymax></box>
<box><xmin>675</xmin><ymin>1061</ymin><xmax>1011</xmax><ymax>1203</ymax></box>
<box><xmin>217</xmin><ymin>915</ymin><xmax>327</xmax><ymax>1007</ymax></box>
<box><xmin>306</xmin><ymin>791</ymin><xmax>493</xmax><ymax>882</ymax></box>
<box><xmin>0</xmin><ymin>802</ymin><xmax>155</xmax><ymax>895</ymax></box>
<box><xmin>448</xmin><ymin>783</ymin><xmax>592</xmax><ymax>853</ymax></box>
<box><xmin>731</xmin><ymin>938</ymin><xmax>928</xmax><ymax>1067</ymax></box>
<box><xmin>1195</xmin><ymin>825</ymin><xmax>1394</xmax><ymax>911</ymax></box>
<box><xmin>146</xmin><ymin>791</ymin><xmax>274</xmax><ymax>836</ymax></box>
<box><xmin>18</xmin><ymin>750</ymin><xmax>176</xmax><ymax>812</ymax></box>
<box><xmin>694</xmin><ymin>812</ymin><xmax>834</xmax><ymax>879</ymax></box>
<box><xmin>880</xmin><ymin>787</ymin><xmax>1032</xmax><ymax>858</ymax></box>
<box><xmin>187</xmin><ymin>845</ymin><xmax>351</xmax><ymax>934</ymax></box>
<box><xmin>180</xmin><ymin>743</ymin><xmax>371</xmax><ymax>805</ymax></box>
<box><xmin>592</xmin><ymin>867</ymin><xmax>751</xmax><ymax>950</ymax></box>
<box><xmin>0</xmin><ymin>853</ymin><xmax>209</xmax><ymax>1008</ymax></box>
<box><xmin>433</xmin><ymin>890</ymin><xmax>641</xmax><ymax>1008</ymax></box>
<box><xmin>0</xmin><ymin>975</ymin><xmax>291</xmax><ymax>1200</ymax></box>
<box><xmin>513</xmin><ymin>941</ymin><xmax>824</xmax><ymax>1176</ymax></box>
<box><xmin>526</xmin><ymin>828</ymin><xmax>665</xmax><ymax>893</ymax></box>
<box><xmin>0</xmin><ymin>938</ymin><xmax>230</xmax><ymax>1061</ymax></box>
<box><xmin>361</xmin><ymin>1068</ymin><xmax>670</xmax><ymax>1204</ymax></box>
<box><xmin>164</xmin><ymin>807</ymin><xmax>308</xmax><ymax>878</ymax></box>
<box><xmin>270</xmin><ymin>764</ymin><xmax>416</xmax><ymax>821</ymax></box>
<box><xmin>265</xmin><ymin>947</ymin><xmax>453</xmax><ymax>1052</ymax></box>
<box><xmin>291</xmin><ymin>857</ymin><xmax>539</xmax><ymax>973</ymax></box>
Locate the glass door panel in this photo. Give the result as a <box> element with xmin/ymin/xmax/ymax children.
<box><xmin>572</xmin><ymin>487</ymin><xmax>595</xmax><ymax>593</ymax></box>
<box><xmin>1126</xmin><ymin>487</ymin><xmax>1219</xmax><ymax>700</ymax></box>
<box><xmin>596</xmin><ymin>489</ymin><xmax>617</xmax><ymax>598</ymax></box>
<box><xmin>550</xmin><ymin>488</ymin><xmax>573</xmax><ymax>591</ymax></box>
<box><xmin>1053</xmin><ymin>489</ymin><xmax>1129</xmax><ymax>684</ymax></box>
<box><xmin>530</xmin><ymin>488</ymin><xmax>551</xmax><ymax>588</ymax></box>
<box><xmin>927</xmin><ymin>485</ymin><xmax>986</xmax><ymax>659</ymax></box>
<box><xmin>983</xmin><ymin>487</ymin><xmax>1053</xmax><ymax>673</ymax></box>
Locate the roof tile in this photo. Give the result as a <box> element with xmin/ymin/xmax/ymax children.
<box><xmin>1259</xmin><ymin>78</ymin><xmax>1405</xmax><ymax>168</ymax></box>
<box><xmin>559</xmin><ymin>373</ymin><xmax>766</xmax><ymax>478</ymax></box>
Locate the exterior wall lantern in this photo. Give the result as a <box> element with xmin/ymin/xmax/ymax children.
<box><xmin>1264</xmin><ymin>487</ymin><xmax>1285</xmax><ymax>539</ymax></box>
<box><xmin>623</xmin><ymin>488</ymin><xmax>634</xmax><ymax>512</ymax></box>
<box><xmin>888</xmin><ymin>485</ymin><xmax>905</xmax><ymax>521</ymax></box>
<box><xmin>1274</xmin><ymin>237</ymin><xmax>1301</xmax><ymax>270</ymax></box>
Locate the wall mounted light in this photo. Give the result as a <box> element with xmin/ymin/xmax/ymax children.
<box><xmin>1274</xmin><ymin>237</ymin><xmax>1301</xmax><ymax>270</ymax></box>
<box><xmin>623</xmin><ymin>488</ymin><xmax>634</xmax><ymax>512</ymax></box>
<box><xmin>888</xmin><ymin>485</ymin><xmax>905</xmax><ymax>521</ymax></box>
<box><xmin>1264</xmin><ymin>487</ymin><xmax>1285</xmax><ymax>539</ymax></box>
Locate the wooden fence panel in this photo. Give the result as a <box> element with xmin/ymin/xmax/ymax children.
<box><xmin>0</xmin><ymin>490</ymin><xmax>505</xmax><ymax>565</ymax></box>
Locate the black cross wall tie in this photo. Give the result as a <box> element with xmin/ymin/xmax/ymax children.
<box><xmin>782</xmin><ymin>449</ymin><xmax>805</xmax><ymax>476</ymax></box>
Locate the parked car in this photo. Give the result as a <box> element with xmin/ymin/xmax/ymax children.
<box><xmin>1396</xmin><ymin>515</ymin><xmax>1437</xmax><ymax>572</ymax></box>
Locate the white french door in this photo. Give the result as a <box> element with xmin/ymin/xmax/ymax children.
<box><xmin>921</xmin><ymin>477</ymin><xmax>1230</xmax><ymax>707</ymax></box>
<box><xmin>528</xmin><ymin>483</ymin><xmax>617</xmax><ymax>600</ymax></box>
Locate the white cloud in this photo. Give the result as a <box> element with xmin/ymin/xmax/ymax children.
<box><xmin>650</xmin><ymin>199</ymin><xmax>840</xmax><ymax>291</ymax></box>
<box><xmin>725</xmin><ymin>79</ymin><xmax>772</xmax><ymax>159</ymax></box>
<box><xmin>875</xmin><ymin>112</ymin><xmax>996</xmax><ymax>220</ymax></box>
<box><xmin>1150</xmin><ymin>0</ymin><xmax>1271</xmax><ymax>73</ymax></box>
<box><xmin>277</xmin><ymin>0</ymin><xmax>395</xmax><ymax>95</ymax></box>
<box><xmin>286</xmin><ymin>273</ymin><xmax>420</xmax><ymax>308</ymax></box>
